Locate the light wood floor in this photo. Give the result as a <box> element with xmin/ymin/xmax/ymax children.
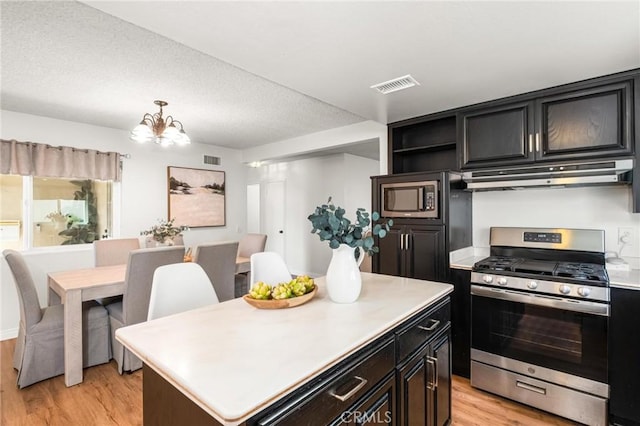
<box><xmin>1</xmin><ymin>338</ymin><xmax>576</xmax><ymax>425</ymax></box>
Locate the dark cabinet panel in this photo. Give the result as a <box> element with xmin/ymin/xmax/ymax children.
<box><xmin>377</xmin><ymin>229</ymin><xmax>404</xmax><ymax>277</ymax></box>
<box><xmin>449</xmin><ymin>269</ymin><xmax>471</xmax><ymax>378</ymax></box>
<box><xmin>609</xmin><ymin>287</ymin><xmax>640</xmax><ymax>425</ymax></box>
<box><xmin>375</xmin><ymin>225</ymin><xmax>446</xmax><ymax>282</ymax></box>
<box><xmin>537</xmin><ymin>81</ymin><xmax>633</xmax><ymax>161</ymax></box>
<box><xmin>407</xmin><ymin>227</ymin><xmax>443</xmax><ymax>281</ymax></box>
<box><xmin>460</xmin><ymin>75</ymin><xmax>636</xmax><ymax>170</ymax></box>
<box><xmin>460</xmin><ymin>101</ymin><xmax>535</xmax><ymax>168</ymax></box>
<box><xmin>397</xmin><ymin>327</ymin><xmax>452</xmax><ymax>426</ymax></box>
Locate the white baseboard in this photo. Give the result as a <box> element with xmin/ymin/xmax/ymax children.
<box><xmin>1</xmin><ymin>327</ymin><xmax>18</xmax><ymax>341</ymax></box>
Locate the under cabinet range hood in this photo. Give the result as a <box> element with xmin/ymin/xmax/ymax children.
<box><xmin>462</xmin><ymin>158</ymin><xmax>634</xmax><ymax>190</ymax></box>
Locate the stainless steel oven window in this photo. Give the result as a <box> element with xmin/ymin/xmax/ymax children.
<box><xmin>471</xmin><ymin>289</ymin><xmax>608</xmax><ymax>384</ymax></box>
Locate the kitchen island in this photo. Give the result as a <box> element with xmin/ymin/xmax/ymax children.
<box><xmin>116</xmin><ymin>272</ymin><xmax>453</xmax><ymax>425</ymax></box>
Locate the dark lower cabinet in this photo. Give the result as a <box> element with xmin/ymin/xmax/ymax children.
<box><xmin>449</xmin><ymin>269</ymin><xmax>471</xmax><ymax>378</ymax></box>
<box><xmin>395</xmin><ymin>299</ymin><xmax>452</xmax><ymax>426</ymax></box>
<box><xmin>375</xmin><ymin>225</ymin><xmax>446</xmax><ymax>282</ymax></box>
<box><xmin>397</xmin><ymin>328</ymin><xmax>452</xmax><ymax>426</ymax></box>
<box><xmin>609</xmin><ymin>287</ymin><xmax>640</xmax><ymax>426</ymax></box>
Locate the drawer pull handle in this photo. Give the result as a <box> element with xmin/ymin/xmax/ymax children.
<box><xmin>329</xmin><ymin>376</ymin><xmax>368</xmax><ymax>402</ymax></box>
<box><xmin>516</xmin><ymin>380</ymin><xmax>546</xmax><ymax>395</ymax></box>
<box><xmin>418</xmin><ymin>319</ymin><xmax>440</xmax><ymax>332</ymax></box>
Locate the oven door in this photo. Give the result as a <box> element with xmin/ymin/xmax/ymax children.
<box><xmin>471</xmin><ymin>285</ymin><xmax>608</xmax><ymax>385</ymax></box>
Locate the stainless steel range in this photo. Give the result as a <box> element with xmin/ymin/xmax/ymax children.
<box><xmin>470</xmin><ymin>227</ymin><xmax>609</xmax><ymax>426</ymax></box>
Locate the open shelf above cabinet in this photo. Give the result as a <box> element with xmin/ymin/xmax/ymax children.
<box><xmin>389</xmin><ymin>114</ymin><xmax>457</xmax><ymax>174</ymax></box>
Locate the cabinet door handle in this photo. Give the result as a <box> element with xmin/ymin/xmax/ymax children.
<box><xmin>528</xmin><ymin>134</ymin><xmax>533</xmax><ymax>153</ymax></box>
<box><xmin>535</xmin><ymin>133</ymin><xmax>540</xmax><ymax>152</ymax></box>
<box><xmin>405</xmin><ymin>234</ymin><xmax>410</xmax><ymax>251</ymax></box>
<box><xmin>426</xmin><ymin>356</ymin><xmax>438</xmax><ymax>390</ymax></box>
<box><xmin>400</xmin><ymin>233</ymin><xmax>404</xmax><ymax>250</ymax></box>
<box><xmin>418</xmin><ymin>319</ymin><xmax>440</xmax><ymax>332</ymax></box>
<box><xmin>329</xmin><ymin>376</ymin><xmax>368</xmax><ymax>402</ymax></box>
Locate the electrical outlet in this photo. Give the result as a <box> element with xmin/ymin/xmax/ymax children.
<box><xmin>618</xmin><ymin>227</ymin><xmax>639</xmax><ymax>252</ymax></box>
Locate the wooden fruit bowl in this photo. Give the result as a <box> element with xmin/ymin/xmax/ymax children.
<box><xmin>242</xmin><ymin>285</ymin><xmax>317</xmax><ymax>309</ymax></box>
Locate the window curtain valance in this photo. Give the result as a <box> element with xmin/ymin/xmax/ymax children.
<box><xmin>0</xmin><ymin>139</ymin><xmax>122</xmax><ymax>182</ymax></box>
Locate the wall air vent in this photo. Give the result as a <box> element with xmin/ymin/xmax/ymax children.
<box><xmin>204</xmin><ymin>155</ymin><xmax>221</xmax><ymax>165</ymax></box>
<box><xmin>370</xmin><ymin>74</ymin><xmax>420</xmax><ymax>95</ymax></box>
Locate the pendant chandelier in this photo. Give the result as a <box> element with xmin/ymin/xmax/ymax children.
<box><xmin>130</xmin><ymin>100</ymin><xmax>191</xmax><ymax>146</ymax></box>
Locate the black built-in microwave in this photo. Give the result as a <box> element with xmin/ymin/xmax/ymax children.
<box><xmin>380</xmin><ymin>180</ymin><xmax>439</xmax><ymax>218</ymax></box>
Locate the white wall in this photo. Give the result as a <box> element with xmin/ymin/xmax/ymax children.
<box><xmin>247</xmin><ymin>153</ymin><xmax>379</xmax><ymax>276</ymax></box>
<box><xmin>1</xmin><ymin>110</ymin><xmax>247</xmax><ymax>338</ymax></box>
<box><xmin>472</xmin><ymin>185</ymin><xmax>640</xmax><ymax>257</ymax></box>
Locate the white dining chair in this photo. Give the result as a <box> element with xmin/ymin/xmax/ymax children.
<box><xmin>250</xmin><ymin>252</ymin><xmax>292</xmax><ymax>288</ymax></box>
<box><xmin>147</xmin><ymin>263</ymin><xmax>219</xmax><ymax>320</ymax></box>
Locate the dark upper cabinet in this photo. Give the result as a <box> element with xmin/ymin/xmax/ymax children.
<box><xmin>459</xmin><ymin>101</ymin><xmax>535</xmax><ymax>168</ymax></box>
<box><xmin>459</xmin><ymin>74</ymin><xmax>636</xmax><ymax>169</ymax></box>
<box><xmin>536</xmin><ymin>81</ymin><xmax>633</xmax><ymax>161</ymax></box>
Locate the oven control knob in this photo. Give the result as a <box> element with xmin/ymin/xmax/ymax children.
<box><xmin>482</xmin><ymin>275</ymin><xmax>493</xmax><ymax>284</ymax></box>
<box><xmin>497</xmin><ymin>277</ymin><xmax>508</xmax><ymax>286</ymax></box>
<box><xmin>559</xmin><ymin>285</ymin><xmax>571</xmax><ymax>295</ymax></box>
<box><xmin>577</xmin><ymin>287</ymin><xmax>591</xmax><ymax>297</ymax></box>
<box><xmin>528</xmin><ymin>281</ymin><xmax>538</xmax><ymax>289</ymax></box>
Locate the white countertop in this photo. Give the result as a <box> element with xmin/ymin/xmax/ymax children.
<box><xmin>116</xmin><ymin>272</ymin><xmax>453</xmax><ymax>425</ymax></box>
<box><xmin>449</xmin><ymin>247</ymin><xmax>640</xmax><ymax>290</ymax></box>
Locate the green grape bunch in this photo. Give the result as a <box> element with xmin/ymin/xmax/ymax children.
<box><xmin>249</xmin><ymin>282</ymin><xmax>272</xmax><ymax>300</ymax></box>
<box><xmin>247</xmin><ymin>276</ymin><xmax>315</xmax><ymax>300</ymax></box>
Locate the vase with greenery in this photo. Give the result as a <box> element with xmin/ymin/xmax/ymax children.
<box><xmin>308</xmin><ymin>197</ymin><xmax>393</xmax><ymax>303</ymax></box>
<box><xmin>140</xmin><ymin>218</ymin><xmax>188</xmax><ymax>245</ymax></box>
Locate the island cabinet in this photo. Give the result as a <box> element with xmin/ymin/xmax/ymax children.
<box><xmin>252</xmin><ymin>297</ymin><xmax>452</xmax><ymax>426</ymax></box>
<box><xmin>396</xmin><ymin>298</ymin><xmax>451</xmax><ymax>426</ymax></box>
<box><xmin>458</xmin><ymin>72</ymin><xmax>637</xmax><ymax>170</ymax></box>
<box><xmin>116</xmin><ymin>274</ymin><xmax>453</xmax><ymax>426</ymax></box>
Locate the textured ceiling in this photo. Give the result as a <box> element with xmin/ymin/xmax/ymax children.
<box><xmin>0</xmin><ymin>1</ymin><xmax>364</xmax><ymax>149</ymax></box>
<box><xmin>2</xmin><ymin>1</ymin><xmax>639</xmax><ymax>153</ymax></box>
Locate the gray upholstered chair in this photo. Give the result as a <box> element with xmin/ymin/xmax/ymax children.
<box><xmin>106</xmin><ymin>246</ymin><xmax>184</xmax><ymax>374</ymax></box>
<box><xmin>94</xmin><ymin>238</ymin><xmax>141</xmax><ymax>305</ymax></box>
<box><xmin>193</xmin><ymin>241</ymin><xmax>239</xmax><ymax>303</ymax></box>
<box><xmin>234</xmin><ymin>233</ymin><xmax>267</xmax><ymax>296</ymax></box>
<box><xmin>94</xmin><ymin>238</ymin><xmax>141</xmax><ymax>267</ymax></box>
<box><xmin>3</xmin><ymin>249</ymin><xmax>111</xmax><ymax>388</ymax></box>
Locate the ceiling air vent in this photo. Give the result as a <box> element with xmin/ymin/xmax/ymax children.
<box><xmin>370</xmin><ymin>75</ymin><xmax>420</xmax><ymax>95</ymax></box>
<box><xmin>204</xmin><ymin>155</ymin><xmax>220</xmax><ymax>166</ymax></box>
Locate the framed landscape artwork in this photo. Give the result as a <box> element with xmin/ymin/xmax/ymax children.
<box><xmin>167</xmin><ymin>166</ymin><xmax>226</xmax><ymax>227</ymax></box>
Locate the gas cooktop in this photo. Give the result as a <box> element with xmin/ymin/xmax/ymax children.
<box><xmin>473</xmin><ymin>256</ymin><xmax>609</xmax><ymax>286</ymax></box>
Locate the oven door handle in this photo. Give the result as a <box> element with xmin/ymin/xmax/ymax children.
<box><xmin>470</xmin><ymin>285</ymin><xmax>609</xmax><ymax>316</ymax></box>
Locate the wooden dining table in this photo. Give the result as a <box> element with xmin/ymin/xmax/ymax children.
<box><xmin>48</xmin><ymin>264</ymin><xmax>127</xmax><ymax>387</ymax></box>
<box><xmin>48</xmin><ymin>257</ymin><xmax>253</xmax><ymax>387</ymax></box>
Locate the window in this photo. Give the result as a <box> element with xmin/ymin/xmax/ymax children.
<box><xmin>0</xmin><ymin>175</ymin><xmax>113</xmax><ymax>250</ymax></box>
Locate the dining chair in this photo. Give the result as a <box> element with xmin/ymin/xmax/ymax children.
<box><xmin>249</xmin><ymin>251</ymin><xmax>292</xmax><ymax>288</ymax></box>
<box><xmin>235</xmin><ymin>233</ymin><xmax>267</xmax><ymax>296</ymax></box>
<box><xmin>3</xmin><ymin>249</ymin><xmax>111</xmax><ymax>388</ymax></box>
<box><xmin>147</xmin><ymin>263</ymin><xmax>219</xmax><ymax>320</ymax></box>
<box><xmin>106</xmin><ymin>246</ymin><xmax>185</xmax><ymax>374</ymax></box>
<box><xmin>94</xmin><ymin>238</ymin><xmax>141</xmax><ymax>267</ymax></box>
<box><xmin>93</xmin><ymin>238</ymin><xmax>141</xmax><ymax>305</ymax></box>
<box><xmin>193</xmin><ymin>241</ymin><xmax>239</xmax><ymax>303</ymax></box>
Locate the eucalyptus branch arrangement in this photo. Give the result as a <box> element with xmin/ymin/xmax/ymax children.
<box><xmin>308</xmin><ymin>197</ymin><xmax>393</xmax><ymax>256</ymax></box>
<box><xmin>140</xmin><ymin>218</ymin><xmax>188</xmax><ymax>243</ymax></box>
